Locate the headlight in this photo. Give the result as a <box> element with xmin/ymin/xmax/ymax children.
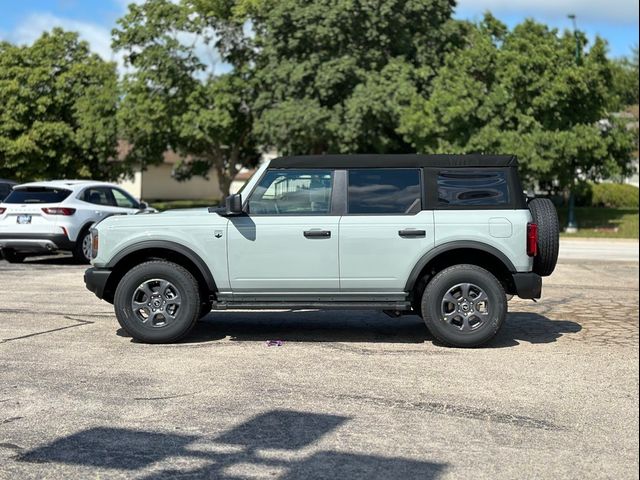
<box><xmin>90</xmin><ymin>229</ymin><xmax>99</xmax><ymax>259</ymax></box>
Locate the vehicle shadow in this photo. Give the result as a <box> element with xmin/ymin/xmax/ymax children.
<box><xmin>139</xmin><ymin>310</ymin><xmax>582</xmax><ymax>347</ymax></box>
<box><xmin>16</xmin><ymin>410</ymin><xmax>446</xmax><ymax>479</ymax></box>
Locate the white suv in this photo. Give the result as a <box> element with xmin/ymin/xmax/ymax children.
<box><xmin>0</xmin><ymin>180</ymin><xmax>151</xmax><ymax>263</ymax></box>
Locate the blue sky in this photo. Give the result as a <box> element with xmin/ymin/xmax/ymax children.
<box><xmin>0</xmin><ymin>0</ymin><xmax>637</xmax><ymax>73</ymax></box>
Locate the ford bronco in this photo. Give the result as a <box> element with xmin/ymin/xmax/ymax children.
<box><xmin>84</xmin><ymin>155</ymin><xmax>559</xmax><ymax>347</ymax></box>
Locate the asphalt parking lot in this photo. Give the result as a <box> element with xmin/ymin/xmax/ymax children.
<box><xmin>1</xmin><ymin>240</ymin><xmax>638</xmax><ymax>479</ymax></box>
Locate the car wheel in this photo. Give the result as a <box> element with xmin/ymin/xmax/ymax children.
<box><xmin>2</xmin><ymin>249</ymin><xmax>26</xmax><ymax>264</ymax></box>
<box><xmin>421</xmin><ymin>264</ymin><xmax>506</xmax><ymax>348</ymax></box>
<box><xmin>114</xmin><ymin>260</ymin><xmax>201</xmax><ymax>343</ymax></box>
<box><xmin>73</xmin><ymin>229</ymin><xmax>92</xmax><ymax>264</ymax></box>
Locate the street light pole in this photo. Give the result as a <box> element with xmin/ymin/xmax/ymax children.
<box><xmin>566</xmin><ymin>14</ymin><xmax>580</xmax><ymax>233</ymax></box>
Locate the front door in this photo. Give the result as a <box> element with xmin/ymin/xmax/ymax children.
<box><xmin>227</xmin><ymin>169</ymin><xmax>339</xmax><ymax>293</ymax></box>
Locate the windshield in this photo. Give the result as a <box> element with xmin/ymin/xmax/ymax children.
<box><xmin>4</xmin><ymin>187</ymin><xmax>72</xmax><ymax>204</ymax></box>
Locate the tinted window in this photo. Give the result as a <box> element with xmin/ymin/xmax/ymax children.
<box><xmin>83</xmin><ymin>187</ymin><xmax>113</xmax><ymax>206</ymax></box>
<box><xmin>4</xmin><ymin>187</ymin><xmax>72</xmax><ymax>204</ymax></box>
<box><xmin>437</xmin><ymin>170</ymin><xmax>510</xmax><ymax>206</ymax></box>
<box><xmin>348</xmin><ymin>169</ymin><xmax>421</xmax><ymax>214</ymax></box>
<box><xmin>249</xmin><ymin>170</ymin><xmax>333</xmax><ymax>214</ymax></box>
<box><xmin>0</xmin><ymin>183</ymin><xmax>13</xmax><ymax>201</ymax></box>
<box><xmin>111</xmin><ymin>188</ymin><xmax>138</xmax><ymax>208</ymax></box>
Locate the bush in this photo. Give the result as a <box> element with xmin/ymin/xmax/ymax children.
<box><xmin>591</xmin><ymin>183</ymin><xmax>639</xmax><ymax>208</ymax></box>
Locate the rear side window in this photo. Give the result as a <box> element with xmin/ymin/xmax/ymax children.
<box><xmin>437</xmin><ymin>170</ymin><xmax>510</xmax><ymax>207</ymax></box>
<box><xmin>83</xmin><ymin>187</ymin><xmax>113</xmax><ymax>206</ymax></box>
<box><xmin>348</xmin><ymin>169</ymin><xmax>421</xmax><ymax>214</ymax></box>
<box><xmin>4</xmin><ymin>187</ymin><xmax>72</xmax><ymax>204</ymax></box>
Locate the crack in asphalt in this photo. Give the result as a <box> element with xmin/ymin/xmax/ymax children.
<box><xmin>334</xmin><ymin>394</ymin><xmax>562</xmax><ymax>431</ymax></box>
<box><xmin>134</xmin><ymin>391</ymin><xmax>202</xmax><ymax>401</ymax></box>
<box><xmin>0</xmin><ymin>317</ymin><xmax>95</xmax><ymax>344</ymax></box>
<box><xmin>1</xmin><ymin>417</ymin><xmax>23</xmax><ymax>425</ymax></box>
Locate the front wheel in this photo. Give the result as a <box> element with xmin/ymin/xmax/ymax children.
<box><xmin>114</xmin><ymin>260</ymin><xmax>201</xmax><ymax>343</ymax></box>
<box><xmin>421</xmin><ymin>264</ymin><xmax>507</xmax><ymax>348</ymax></box>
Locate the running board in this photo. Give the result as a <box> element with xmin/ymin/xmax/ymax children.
<box><xmin>212</xmin><ymin>301</ymin><xmax>411</xmax><ymax>311</ymax></box>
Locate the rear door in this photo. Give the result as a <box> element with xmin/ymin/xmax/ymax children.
<box><xmin>339</xmin><ymin>168</ymin><xmax>434</xmax><ymax>292</ymax></box>
<box><xmin>227</xmin><ymin>169</ymin><xmax>340</xmax><ymax>293</ymax></box>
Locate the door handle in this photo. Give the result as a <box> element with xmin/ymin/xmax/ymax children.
<box><xmin>398</xmin><ymin>229</ymin><xmax>426</xmax><ymax>238</ymax></box>
<box><xmin>304</xmin><ymin>230</ymin><xmax>331</xmax><ymax>238</ymax></box>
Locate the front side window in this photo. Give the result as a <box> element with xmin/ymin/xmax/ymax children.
<box><xmin>348</xmin><ymin>169</ymin><xmax>421</xmax><ymax>214</ymax></box>
<box><xmin>437</xmin><ymin>170</ymin><xmax>510</xmax><ymax>206</ymax></box>
<box><xmin>248</xmin><ymin>170</ymin><xmax>333</xmax><ymax>215</ymax></box>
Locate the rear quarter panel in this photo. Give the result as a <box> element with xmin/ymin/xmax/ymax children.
<box><xmin>434</xmin><ymin>209</ymin><xmax>533</xmax><ymax>272</ymax></box>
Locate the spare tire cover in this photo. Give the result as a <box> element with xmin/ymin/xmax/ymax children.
<box><xmin>528</xmin><ymin>198</ymin><xmax>559</xmax><ymax>277</ymax></box>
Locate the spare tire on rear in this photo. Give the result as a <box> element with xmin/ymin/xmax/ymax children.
<box><xmin>528</xmin><ymin>198</ymin><xmax>559</xmax><ymax>276</ymax></box>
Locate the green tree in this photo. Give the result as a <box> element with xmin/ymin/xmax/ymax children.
<box><xmin>113</xmin><ymin>0</ymin><xmax>258</xmax><ymax>199</ymax></box>
<box><xmin>399</xmin><ymin>16</ymin><xmax>636</xmax><ymax>191</ymax></box>
<box><xmin>610</xmin><ymin>45</ymin><xmax>639</xmax><ymax>110</ymax></box>
<box><xmin>0</xmin><ymin>29</ymin><xmax>119</xmax><ymax>182</ymax></box>
<box><xmin>247</xmin><ymin>0</ymin><xmax>466</xmax><ymax>155</ymax></box>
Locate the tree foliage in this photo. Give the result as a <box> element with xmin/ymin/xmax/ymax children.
<box><xmin>248</xmin><ymin>0</ymin><xmax>467</xmax><ymax>155</ymax></box>
<box><xmin>0</xmin><ymin>29</ymin><xmax>119</xmax><ymax>182</ymax></box>
<box><xmin>113</xmin><ymin>0</ymin><xmax>258</xmax><ymax>198</ymax></box>
<box><xmin>399</xmin><ymin>16</ymin><xmax>637</xmax><ymax>190</ymax></box>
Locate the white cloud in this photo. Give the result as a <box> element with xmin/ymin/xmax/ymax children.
<box><xmin>456</xmin><ymin>0</ymin><xmax>639</xmax><ymax>24</ymax></box>
<box><xmin>8</xmin><ymin>12</ymin><xmax>125</xmax><ymax>69</ymax></box>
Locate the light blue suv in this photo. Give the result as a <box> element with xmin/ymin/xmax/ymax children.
<box><xmin>85</xmin><ymin>155</ymin><xmax>559</xmax><ymax>347</ymax></box>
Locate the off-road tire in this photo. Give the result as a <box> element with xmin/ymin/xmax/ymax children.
<box><xmin>528</xmin><ymin>198</ymin><xmax>559</xmax><ymax>277</ymax></box>
<box><xmin>114</xmin><ymin>260</ymin><xmax>201</xmax><ymax>343</ymax></box>
<box><xmin>421</xmin><ymin>264</ymin><xmax>507</xmax><ymax>348</ymax></box>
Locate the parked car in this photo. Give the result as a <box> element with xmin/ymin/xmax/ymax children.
<box><xmin>0</xmin><ymin>180</ymin><xmax>153</xmax><ymax>263</ymax></box>
<box><xmin>84</xmin><ymin>154</ymin><xmax>559</xmax><ymax>347</ymax></box>
<box><xmin>0</xmin><ymin>179</ymin><xmax>17</xmax><ymax>202</ymax></box>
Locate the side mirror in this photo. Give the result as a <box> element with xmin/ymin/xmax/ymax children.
<box><xmin>224</xmin><ymin>193</ymin><xmax>243</xmax><ymax>215</ymax></box>
<box><xmin>138</xmin><ymin>201</ymin><xmax>148</xmax><ymax>210</ymax></box>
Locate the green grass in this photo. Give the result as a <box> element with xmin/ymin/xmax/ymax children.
<box><xmin>558</xmin><ymin>207</ymin><xmax>639</xmax><ymax>239</ymax></box>
<box><xmin>149</xmin><ymin>199</ymin><xmax>219</xmax><ymax>211</ymax></box>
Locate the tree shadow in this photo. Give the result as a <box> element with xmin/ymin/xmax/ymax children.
<box><xmin>17</xmin><ymin>410</ymin><xmax>445</xmax><ymax>479</ymax></box>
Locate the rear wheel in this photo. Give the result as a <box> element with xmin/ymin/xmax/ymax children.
<box><xmin>421</xmin><ymin>264</ymin><xmax>506</xmax><ymax>348</ymax></box>
<box><xmin>73</xmin><ymin>229</ymin><xmax>92</xmax><ymax>264</ymax></box>
<box><xmin>114</xmin><ymin>260</ymin><xmax>201</xmax><ymax>343</ymax></box>
<box><xmin>2</xmin><ymin>249</ymin><xmax>26</xmax><ymax>264</ymax></box>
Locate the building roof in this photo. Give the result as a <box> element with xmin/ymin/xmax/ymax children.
<box><xmin>269</xmin><ymin>154</ymin><xmax>518</xmax><ymax>169</ymax></box>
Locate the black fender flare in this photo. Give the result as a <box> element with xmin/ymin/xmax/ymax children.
<box><xmin>404</xmin><ymin>241</ymin><xmax>517</xmax><ymax>292</ymax></box>
<box><xmin>106</xmin><ymin>240</ymin><xmax>217</xmax><ymax>292</ymax></box>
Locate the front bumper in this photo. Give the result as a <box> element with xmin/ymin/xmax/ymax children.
<box><xmin>84</xmin><ymin>267</ymin><xmax>111</xmax><ymax>300</ymax></box>
<box><xmin>512</xmin><ymin>272</ymin><xmax>542</xmax><ymax>299</ymax></box>
<box><xmin>0</xmin><ymin>233</ymin><xmax>74</xmax><ymax>253</ymax></box>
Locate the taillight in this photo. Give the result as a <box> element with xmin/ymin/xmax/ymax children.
<box><xmin>0</xmin><ymin>207</ymin><xmax>5</xmax><ymax>214</ymax></box>
<box><xmin>42</xmin><ymin>207</ymin><xmax>76</xmax><ymax>215</ymax></box>
<box><xmin>527</xmin><ymin>223</ymin><xmax>538</xmax><ymax>257</ymax></box>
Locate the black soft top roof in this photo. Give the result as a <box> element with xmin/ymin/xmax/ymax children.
<box><xmin>269</xmin><ymin>154</ymin><xmax>517</xmax><ymax>169</ymax></box>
